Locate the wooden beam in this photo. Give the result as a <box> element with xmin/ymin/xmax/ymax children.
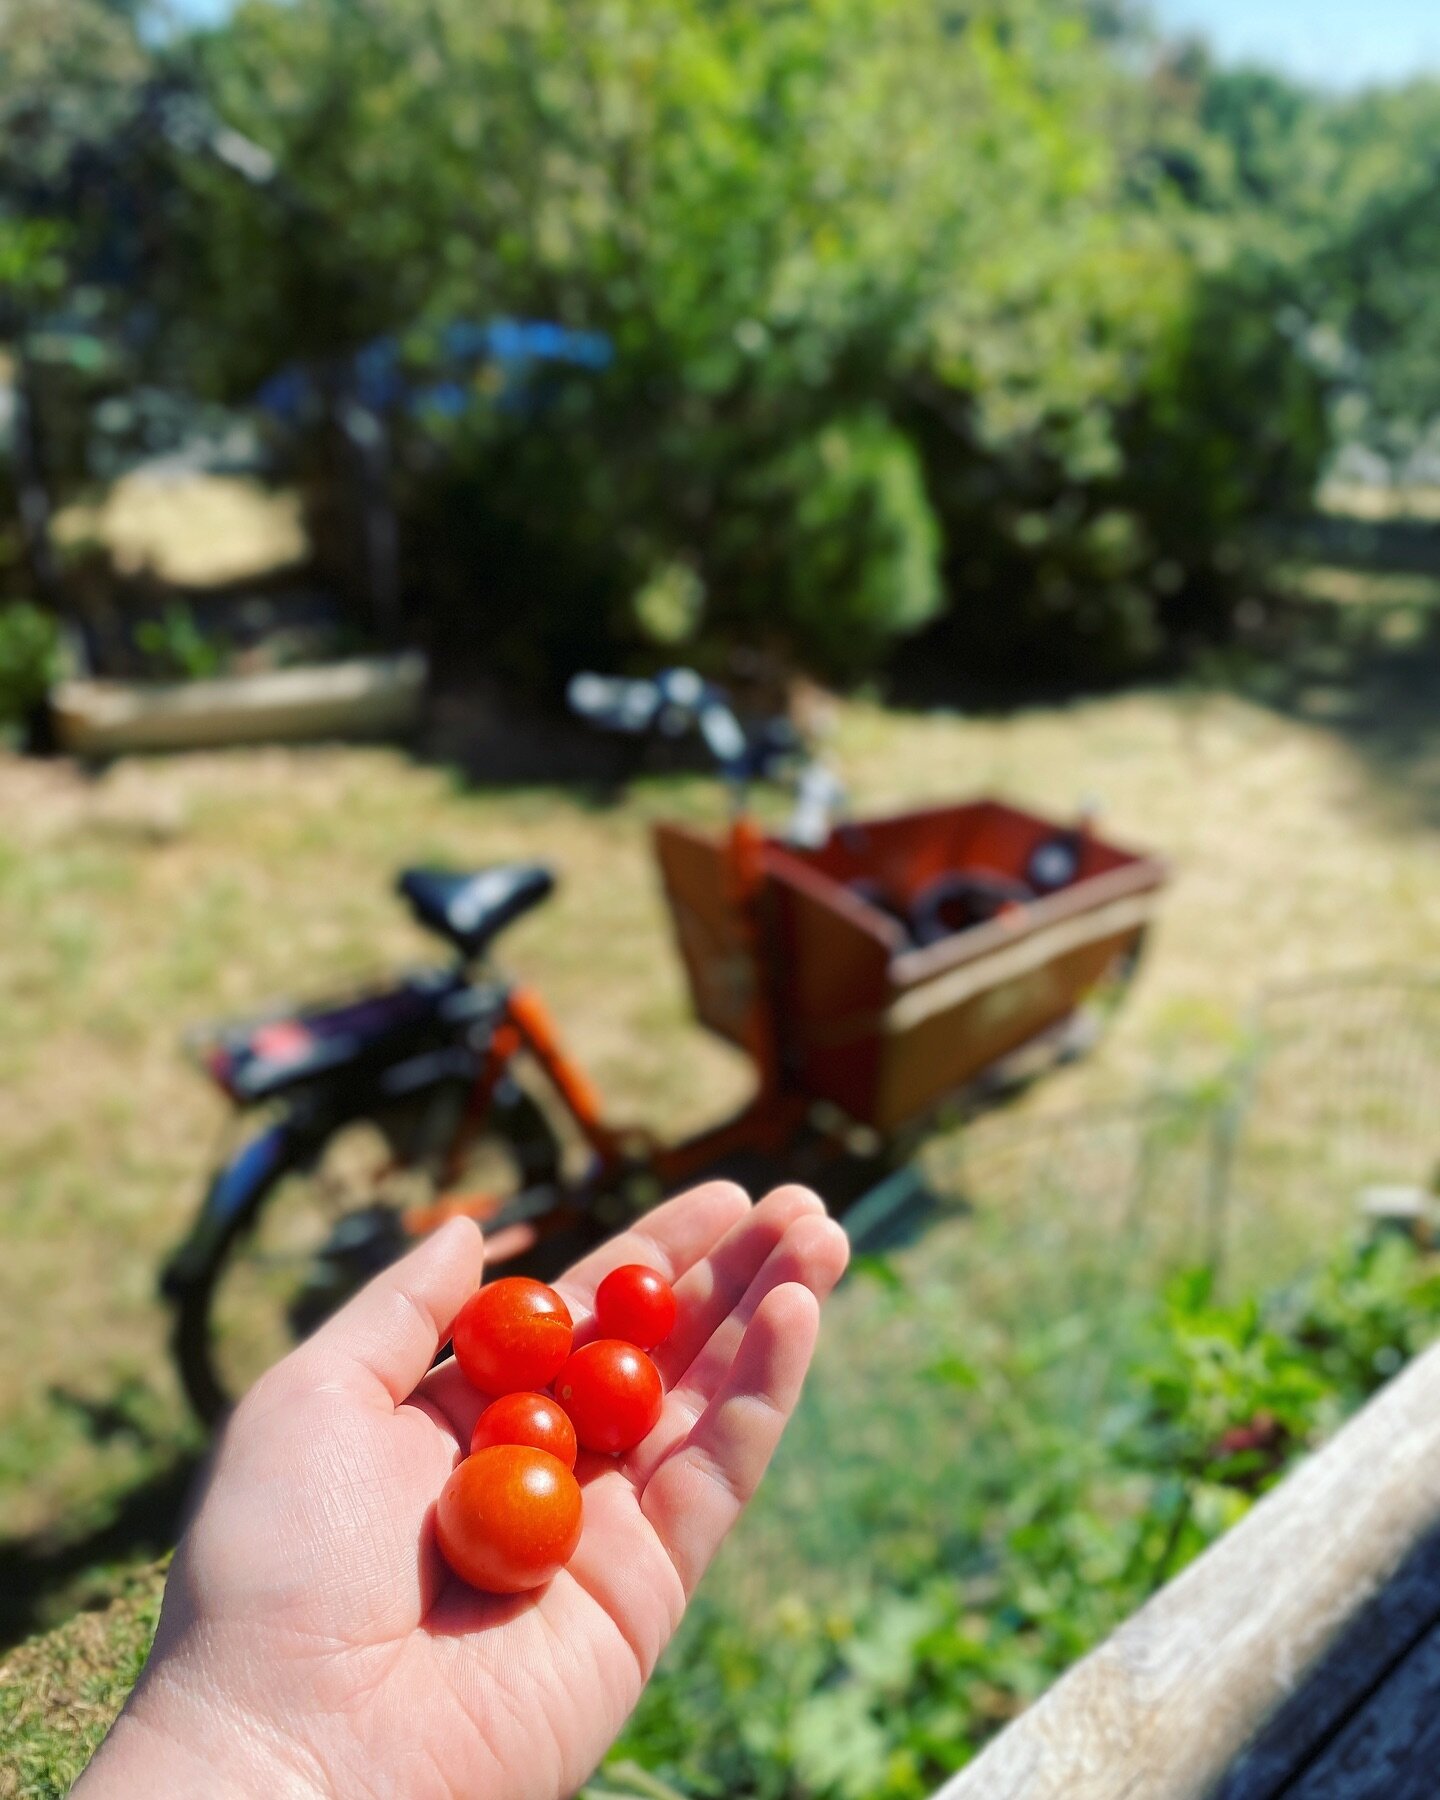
<box><xmin>49</xmin><ymin>654</ymin><xmax>427</xmax><ymax>757</ymax></box>
<box><xmin>934</xmin><ymin>1334</ymin><xmax>1440</xmax><ymax>1800</ymax></box>
<box><xmin>1277</xmin><ymin>1613</ymin><xmax>1440</xmax><ymax>1798</ymax></box>
<box><xmin>1215</xmin><ymin>1520</ymin><xmax>1440</xmax><ymax>1798</ymax></box>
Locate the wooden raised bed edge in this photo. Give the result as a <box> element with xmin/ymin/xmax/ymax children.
<box><xmin>934</xmin><ymin>1331</ymin><xmax>1440</xmax><ymax>1799</ymax></box>
<box><xmin>49</xmin><ymin>652</ymin><xmax>428</xmax><ymax>757</ymax></box>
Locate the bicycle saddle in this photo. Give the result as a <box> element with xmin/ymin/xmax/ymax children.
<box><xmin>398</xmin><ymin>864</ymin><xmax>555</xmax><ymax>958</ymax></box>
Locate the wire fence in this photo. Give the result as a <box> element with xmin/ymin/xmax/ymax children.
<box><xmin>700</xmin><ymin>970</ymin><xmax>1440</xmax><ymax>1631</ymax></box>
<box><xmin>1220</xmin><ymin>969</ymin><xmax>1440</xmax><ymax>1283</ymax></box>
<box><xmin>878</xmin><ymin>969</ymin><xmax>1440</xmax><ymax>1400</ymax></box>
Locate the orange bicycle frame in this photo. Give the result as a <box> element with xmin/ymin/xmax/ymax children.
<box><xmin>405</xmin><ymin>795</ymin><xmax>807</xmax><ymax>1237</ymax></box>
<box><xmin>402</xmin><ymin>984</ymin><xmax>624</xmax><ymax>1236</ymax></box>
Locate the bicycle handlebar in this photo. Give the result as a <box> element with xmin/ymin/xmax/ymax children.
<box><xmin>568</xmin><ymin>667</ymin><xmax>748</xmax><ymax>767</ymax></box>
<box><xmin>566</xmin><ymin>666</ymin><xmax>830</xmax><ymax>822</ymax></box>
<box><xmin>565</xmin><ymin>672</ymin><xmax>665</xmax><ymax>735</ymax></box>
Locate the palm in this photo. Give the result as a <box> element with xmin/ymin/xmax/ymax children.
<box><xmin>152</xmin><ymin>1183</ymin><xmax>849</xmax><ymax>1800</ymax></box>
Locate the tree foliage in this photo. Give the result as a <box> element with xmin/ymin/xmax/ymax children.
<box><xmin>6</xmin><ymin>0</ymin><xmax>1438</xmax><ymax>683</ymax></box>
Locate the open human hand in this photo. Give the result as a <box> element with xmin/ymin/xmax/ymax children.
<box><xmin>78</xmin><ymin>1181</ymin><xmax>849</xmax><ymax>1799</ymax></box>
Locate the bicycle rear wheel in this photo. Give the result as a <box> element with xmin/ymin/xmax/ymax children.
<box><xmin>172</xmin><ymin>1077</ymin><xmax>563</xmax><ymax>1425</ymax></box>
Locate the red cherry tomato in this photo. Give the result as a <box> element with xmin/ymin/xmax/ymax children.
<box><xmin>436</xmin><ymin>1445</ymin><xmax>583</xmax><ymax>1593</ymax></box>
<box><xmin>594</xmin><ymin>1264</ymin><xmax>677</xmax><ymax>1351</ymax></box>
<box><xmin>452</xmin><ymin>1277</ymin><xmax>573</xmax><ymax>1395</ymax></box>
<box><xmin>554</xmin><ymin>1339</ymin><xmax>663</xmax><ymax>1454</ymax></box>
<box><xmin>470</xmin><ymin>1391</ymin><xmax>578</xmax><ymax>1470</ymax></box>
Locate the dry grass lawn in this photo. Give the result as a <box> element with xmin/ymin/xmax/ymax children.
<box><xmin>5</xmin><ymin>650</ymin><xmax>1440</xmax><ymax>1515</ymax></box>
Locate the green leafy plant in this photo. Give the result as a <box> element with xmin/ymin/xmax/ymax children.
<box><xmin>0</xmin><ymin>600</ymin><xmax>61</xmax><ymax>731</ymax></box>
<box><xmin>133</xmin><ymin>605</ymin><xmax>225</xmax><ymax>682</ymax></box>
<box><xmin>591</xmin><ymin>1233</ymin><xmax>1440</xmax><ymax>1799</ymax></box>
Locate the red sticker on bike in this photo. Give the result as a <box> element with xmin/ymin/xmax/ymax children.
<box><xmin>252</xmin><ymin>1020</ymin><xmax>314</xmax><ymax>1063</ymax></box>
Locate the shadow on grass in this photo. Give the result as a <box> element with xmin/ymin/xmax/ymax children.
<box><xmin>416</xmin><ymin>677</ymin><xmax>722</xmax><ymax>796</ymax></box>
<box><xmin>414</xmin><ymin>520</ymin><xmax>1440</xmax><ymax>850</ymax></box>
<box><xmin>889</xmin><ymin>507</ymin><xmax>1440</xmax><ymax>841</ymax></box>
<box><xmin>1238</xmin><ymin>594</ymin><xmax>1440</xmax><ymax>834</ymax></box>
<box><xmin>0</xmin><ymin>1451</ymin><xmax>201</xmax><ymax>1650</ymax></box>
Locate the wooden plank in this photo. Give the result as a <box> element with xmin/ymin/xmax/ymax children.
<box><xmin>933</xmin><ymin>1334</ymin><xmax>1440</xmax><ymax>1800</ymax></box>
<box><xmin>1216</xmin><ymin>1522</ymin><xmax>1440</xmax><ymax>1799</ymax></box>
<box><xmin>50</xmin><ymin>653</ymin><xmax>427</xmax><ymax>756</ymax></box>
<box><xmin>1280</xmin><ymin>1614</ymin><xmax>1440</xmax><ymax>1798</ymax></box>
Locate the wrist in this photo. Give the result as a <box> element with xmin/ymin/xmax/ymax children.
<box><xmin>76</xmin><ymin>1656</ymin><xmax>328</xmax><ymax>1800</ymax></box>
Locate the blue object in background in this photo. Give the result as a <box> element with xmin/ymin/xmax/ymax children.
<box><xmin>254</xmin><ymin>362</ymin><xmax>312</xmax><ymax>423</ymax></box>
<box><xmin>255</xmin><ymin>318</ymin><xmax>613</xmax><ymax>424</ymax></box>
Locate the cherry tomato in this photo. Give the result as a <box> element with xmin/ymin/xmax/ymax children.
<box><xmin>470</xmin><ymin>1391</ymin><xmax>578</xmax><ymax>1470</ymax></box>
<box><xmin>452</xmin><ymin>1277</ymin><xmax>573</xmax><ymax>1395</ymax></box>
<box><xmin>436</xmin><ymin>1445</ymin><xmax>583</xmax><ymax>1593</ymax></box>
<box><xmin>554</xmin><ymin>1339</ymin><xmax>663</xmax><ymax>1454</ymax></box>
<box><xmin>594</xmin><ymin>1264</ymin><xmax>677</xmax><ymax>1351</ymax></box>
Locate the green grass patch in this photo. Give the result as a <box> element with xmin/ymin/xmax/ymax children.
<box><xmin>0</xmin><ymin>1562</ymin><xmax>165</xmax><ymax>1800</ymax></box>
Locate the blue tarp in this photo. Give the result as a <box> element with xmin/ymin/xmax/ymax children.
<box><xmin>255</xmin><ymin>318</ymin><xmax>613</xmax><ymax>423</ymax></box>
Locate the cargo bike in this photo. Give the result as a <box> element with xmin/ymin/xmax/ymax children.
<box><xmin>164</xmin><ymin>668</ymin><xmax>1167</xmax><ymax>1420</ymax></box>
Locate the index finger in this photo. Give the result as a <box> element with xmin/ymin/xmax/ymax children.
<box><xmin>278</xmin><ymin>1213</ymin><xmax>485</xmax><ymax>1410</ymax></box>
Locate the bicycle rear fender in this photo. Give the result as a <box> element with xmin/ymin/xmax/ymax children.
<box><xmin>160</xmin><ymin>1123</ymin><xmax>295</xmax><ymax>1296</ymax></box>
<box><xmin>161</xmin><ymin>1041</ymin><xmax>490</xmax><ymax>1299</ymax></box>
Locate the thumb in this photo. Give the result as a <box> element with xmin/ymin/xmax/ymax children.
<box><xmin>285</xmin><ymin>1215</ymin><xmax>485</xmax><ymax>1407</ymax></box>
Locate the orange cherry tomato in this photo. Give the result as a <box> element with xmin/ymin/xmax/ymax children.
<box><xmin>470</xmin><ymin>1391</ymin><xmax>578</xmax><ymax>1471</ymax></box>
<box><xmin>452</xmin><ymin>1277</ymin><xmax>573</xmax><ymax>1395</ymax></box>
<box><xmin>554</xmin><ymin>1339</ymin><xmax>663</xmax><ymax>1454</ymax></box>
<box><xmin>435</xmin><ymin>1445</ymin><xmax>582</xmax><ymax>1593</ymax></box>
<box><xmin>594</xmin><ymin>1264</ymin><xmax>677</xmax><ymax>1351</ymax></box>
